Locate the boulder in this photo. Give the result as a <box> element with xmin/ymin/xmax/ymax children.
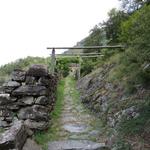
<box><xmin>3</xmin><ymin>81</ymin><xmax>20</xmax><ymax>93</ymax></box>
<box><xmin>35</xmin><ymin>96</ymin><xmax>49</xmax><ymax>105</ymax></box>
<box><xmin>22</xmin><ymin>138</ymin><xmax>42</xmax><ymax>150</ymax></box>
<box><xmin>12</xmin><ymin>85</ymin><xmax>47</xmax><ymax>96</ymax></box>
<box><xmin>18</xmin><ymin>105</ymin><xmax>49</xmax><ymax>121</ymax></box>
<box><xmin>0</xmin><ymin>94</ymin><xmax>11</xmax><ymax>105</ymax></box>
<box><xmin>0</xmin><ymin>120</ymin><xmax>28</xmax><ymax>150</ymax></box>
<box><xmin>11</xmin><ymin>69</ymin><xmax>26</xmax><ymax>82</ymax></box>
<box><xmin>24</xmin><ymin>119</ymin><xmax>49</xmax><ymax>130</ymax></box>
<box><xmin>26</xmin><ymin>64</ymin><xmax>48</xmax><ymax>77</ymax></box>
<box><xmin>18</xmin><ymin>96</ymin><xmax>35</xmax><ymax>106</ymax></box>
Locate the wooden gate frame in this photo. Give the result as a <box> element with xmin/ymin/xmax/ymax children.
<box><xmin>47</xmin><ymin>45</ymin><xmax>124</xmax><ymax>78</ymax></box>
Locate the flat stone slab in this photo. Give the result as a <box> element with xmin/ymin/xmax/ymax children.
<box><xmin>12</xmin><ymin>85</ymin><xmax>47</xmax><ymax>96</ymax></box>
<box><xmin>48</xmin><ymin>140</ymin><xmax>108</xmax><ymax>150</ymax></box>
<box><xmin>63</xmin><ymin>124</ymin><xmax>88</xmax><ymax>133</ymax></box>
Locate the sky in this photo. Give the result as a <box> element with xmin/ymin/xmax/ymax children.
<box><xmin>0</xmin><ymin>0</ymin><xmax>120</xmax><ymax>66</ymax></box>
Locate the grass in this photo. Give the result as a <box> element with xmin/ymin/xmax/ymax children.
<box><xmin>67</xmin><ymin>76</ymin><xmax>80</xmax><ymax>104</ymax></box>
<box><xmin>118</xmin><ymin>98</ymin><xmax>150</xmax><ymax>136</ymax></box>
<box><xmin>34</xmin><ymin>78</ymin><xmax>65</xmax><ymax>150</ymax></box>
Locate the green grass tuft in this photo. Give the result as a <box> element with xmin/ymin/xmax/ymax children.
<box><xmin>34</xmin><ymin>79</ymin><xmax>65</xmax><ymax>150</ymax></box>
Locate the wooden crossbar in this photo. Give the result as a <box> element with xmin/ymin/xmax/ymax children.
<box><xmin>54</xmin><ymin>53</ymin><xmax>102</xmax><ymax>56</ymax></box>
<box><xmin>47</xmin><ymin>45</ymin><xmax>124</xmax><ymax>50</ymax></box>
<box><xmin>56</xmin><ymin>55</ymin><xmax>104</xmax><ymax>58</ymax></box>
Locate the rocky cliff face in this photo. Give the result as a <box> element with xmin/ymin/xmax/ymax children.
<box><xmin>77</xmin><ymin>64</ymin><xmax>150</xmax><ymax>149</ymax></box>
<box><xmin>0</xmin><ymin>64</ymin><xmax>58</xmax><ymax>150</ymax></box>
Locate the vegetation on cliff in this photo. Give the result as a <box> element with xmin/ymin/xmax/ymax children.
<box><xmin>76</xmin><ymin>1</ymin><xmax>150</xmax><ymax>149</ymax></box>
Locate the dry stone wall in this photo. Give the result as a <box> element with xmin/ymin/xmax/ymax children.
<box><xmin>0</xmin><ymin>64</ymin><xmax>58</xmax><ymax>131</ymax></box>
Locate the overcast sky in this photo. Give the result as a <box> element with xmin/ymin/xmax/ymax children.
<box><xmin>0</xmin><ymin>0</ymin><xmax>120</xmax><ymax>66</ymax></box>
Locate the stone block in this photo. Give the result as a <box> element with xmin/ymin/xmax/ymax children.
<box><xmin>12</xmin><ymin>85</ymin><xmax>47</xmax><ymax>96</ymax></box>
<box><xmin>26</xmin><ymin>64</ymin><xmax>48</xmax><ymax>77</ymax></box>
<box><xmin>0</xmin><ymin>120</ymin><xmax>28</xmax><ymax>150</ymax></box>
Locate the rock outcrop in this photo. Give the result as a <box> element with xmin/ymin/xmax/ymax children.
<box><xmin>77</xmin><ymin>64</ymin><xmax>150</xmax><ymax>149</ymax></box>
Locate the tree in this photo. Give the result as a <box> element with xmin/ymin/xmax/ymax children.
<box><xmin>120</xmin><ymin>4</ymin><xmax>150</xmax><ymax>87</ymax></box>
<box><xmin>119</xmin><ymin>0</ymin><xmax>150</xmax><ymax>13</ymax></box>
<box><xmin>103</xmin><ymin>9</ymin><xmax>128</xmax><ymax>44</ymax></box>
<box><xmin>83</xmin><ymin>25</ymin><xmax>106</xmax><ymax>53</ymax></box>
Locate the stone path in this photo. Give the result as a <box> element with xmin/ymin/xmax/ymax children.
<box><xmin>48</xmin><ymin>77</ymin><xmax>109</xmax><ymax>150</ymax></box>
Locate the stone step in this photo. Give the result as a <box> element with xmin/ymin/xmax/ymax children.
<box><xmin>48</xmin><ymin>140</ymin><xmax>109</xmax><ymax>150</ymax></box>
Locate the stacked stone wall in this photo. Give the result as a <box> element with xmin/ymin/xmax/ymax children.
<box><xmin>0</xmin><ymin>64</ymin><xmax>58</xmax><ymax>131</ymax></box>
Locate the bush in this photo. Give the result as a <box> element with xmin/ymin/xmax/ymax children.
<box><xmin>56</xmin><ymin>58</ymin><xmax>79</xmax><ymax>77</ymax></box>
<box><xmin>118</xmin><ymin>98</ymin><xmax>150</xmax><ymax>136</ymax></box>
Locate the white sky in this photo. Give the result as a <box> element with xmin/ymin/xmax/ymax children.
<box><xmin>0</xmin><ymin>0</ymin><xmax>120</xmax><ymax>66</ymax></box>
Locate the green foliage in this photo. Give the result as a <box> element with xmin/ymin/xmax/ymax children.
<box><xmin>104</xmin><ymin>8</ymin><xmax>128</xmax><ymax>44</ymax></box>
<box><xmin>51</xmin><ymin>79</ymin><xmax>65</xmax><ymax>119</ymax></box>
<box><xmin>83</xmin><ymin>25</ymin><xmax>106</xmax><ymax>53</ymax></box>
<box><xmin>118</xmin><ymin>98</ymin><xmax>150</xmax><ymax>136</ymax></box>
<box><xmin>56</xmin><ymin>58</ymin><xmax>79</xmax><ymax>77</ymax></box>
<box><xmin>119</xmin><ymin>5</ymin><xmax>150</xmax><ymax>89</ymax></box>
<box><xmin>113</xmin><ymin>138</ymin><xmax>131</xmax><ymax>150</ymax></box>
<box><xmin>81</xmin><ymin>58</ymin><xmax>98</xmax><ymax>76</ymax></box>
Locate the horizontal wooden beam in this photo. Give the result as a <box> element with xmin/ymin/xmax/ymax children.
<box><xmin>47</xmin><ymin>45</ymin><xmax>124</xmax><ymax>50</ymax></box>
<box><xmin>56</xmin><ymin>55</ymin><xmax>104</xmax><ymax>58</ymax></box>
<box><xmin>55</xmin><ymin>53</ymin><xmax>102</xmax><ymax>56</ymax></box>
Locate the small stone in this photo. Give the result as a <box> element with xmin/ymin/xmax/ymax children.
<box><xmin>7</xmin><ymin>104</ymin><xmax>20</xmax><ymax>111</ymax></box>
<box><xmin>38</xmin><ymin>77</ymin><xmax>50</xmax><ymax>86</ymax></box>
<box><xmin>12</xmin><ymin>85</ymin><xmax>47</xmax><ymax>96</ymax></box>
<box><xmin>5</xmin><ymin>116</ymin><xmax>13</xmax><ymax>122</ymax></box>
<box><xmin>0</xmin><ymin>94</ymin><xmax>11</xmax><ymax>105</ymax></box>
<box><xmin>25</xmin><ymin>76</ymin><xmax>36</xmax><ymax>85</ymax></box>
<box><xmin>18</xmin><ymin>96</ymin><xmax>34</xmax><ymax>106</ymax></box>
<box><xmin>35</xmin><ymin>96</ymin><xmax>49</xmax><ymax>105</ymax></box>
<box><xmin>0</xmin><ymin>120</ymin><xmax>10</xmax><ymax>128</ymax></box>
<box><xmin>11</xmin><ymin>69</ymin><xmax>26</xmax><ymax>82</ymax></box>
<box><xmin>0</xmin><ymin>109</ymin><xmax>13</xmax><ymax>117</ymax></box>
<box><xmin>3</xmin><ymin>81</ymin><xmax>21</xmax><ymax>93</ymax></box>
<box><xmin>24</xmin><ymin>119</ymin><xmax>49</xmax><ymax>130</ymax></box>
<box><xmin>10</xmin><ymin>97</ymin><xmax>17</xmax><ymax>102</ymax></box>
<box><xmin>18</xmin><ymin>105</ymin><xmax>49</xmax><ymax>121</ymax></box>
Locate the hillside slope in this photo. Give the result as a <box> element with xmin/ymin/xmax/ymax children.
<box><xmin>77</xmin><ymin>57</ymin><xmax>150</xmax><ymax>149</ymax></box>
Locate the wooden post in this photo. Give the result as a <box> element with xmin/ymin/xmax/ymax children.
<box><xmin>78</xmin><ymin>56</ymin><xmax>82</xmax><ymax>80</ymax></box>
<box><xmin>51</xmin><ymin>48</ymin><xmax>56</xmax><ymax>74</ymax></box>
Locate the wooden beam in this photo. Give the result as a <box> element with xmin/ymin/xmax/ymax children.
<box><xmin>47</xmin><ymin>45</ymin><xmax>124</xmax><ymax>50</ymax></box>
<box><xmin>50</xmin><ymin>48</ymin><xmax>56</xmax><ymax>74</ymax></box>
<box><xmin>56</xmin><ymin>55</ymin><xmax>104</xmax><ymax>58</ymax></box>
<box><xmin>55</xmin><ymin>53</ymin><xmax>102</xmax><ymax>56</ymax></box>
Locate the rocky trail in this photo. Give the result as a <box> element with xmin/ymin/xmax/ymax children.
<box><xmin>48</xmin><ymin>77</ymin><xmax>109</xmax><ymax>150</ymax></box>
